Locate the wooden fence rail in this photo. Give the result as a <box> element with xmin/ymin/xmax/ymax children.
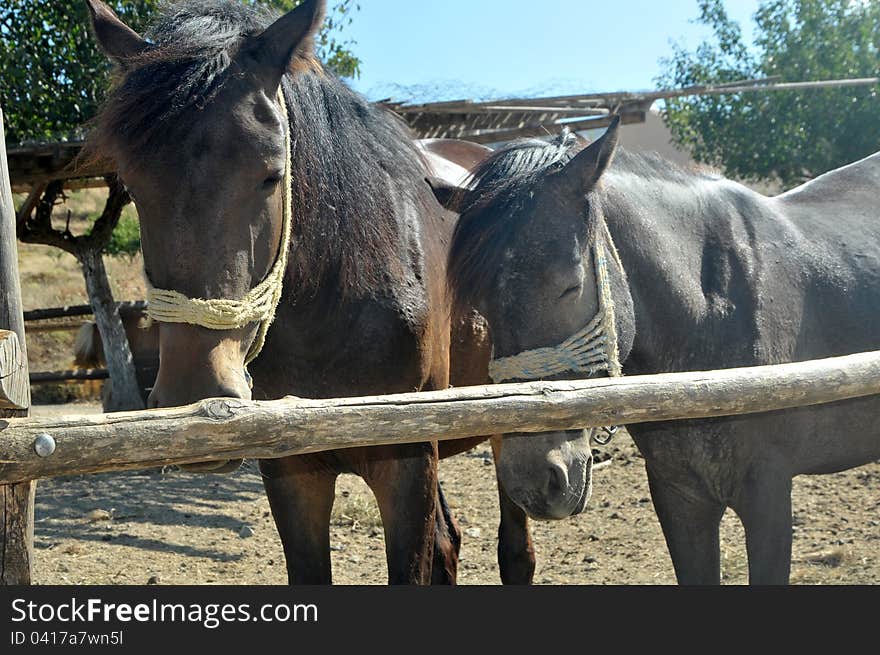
<box><xmin>29</xmin><ymin>368</ymin><xmax>109</xmax><ymax>385</ymax></box>
<box><xmin>1</xmin><ymin>349</ymin><xmax>880</xmax><ymax>484</ymax></box>
<box><xmin>23</xmin><ymin>301</ymin><xmax>147</xmax><ymax>322</ymax></box>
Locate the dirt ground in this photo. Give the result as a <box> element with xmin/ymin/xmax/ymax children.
<box><xmin>29</xmin><ymin>402</ymin><xmax>880</xmax><ymax>585</ymax></box>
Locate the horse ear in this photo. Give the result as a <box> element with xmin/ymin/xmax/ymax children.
<box><xmin>241</xmin><ymin>0</ymin><xmax>327</xmax><ymax>88</ymax></box>
<box><xmin>565</xmin><ymin>115</ymin><xmax>621</xmax><ymax>186</ymax></box>
<box><xmin>85</xmin><ymin>0</ymin><xmax>148</xmax><ymax>61</ymax></box>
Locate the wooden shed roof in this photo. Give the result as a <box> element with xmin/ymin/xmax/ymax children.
<box><xmin>7</xmin><ymin>76</ymin><xmax>878</xmax><ymax>190</ymax></box>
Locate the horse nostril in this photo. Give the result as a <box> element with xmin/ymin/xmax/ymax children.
<box><xmin>546</xmin><ymin>463</ymin><xmax>569</xmax><ymax>499</ymax></box>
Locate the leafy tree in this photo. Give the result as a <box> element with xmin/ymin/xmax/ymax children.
<box><xmin>0</xmin><ymin>0</ymin><xmax>361</xmax><ymax>145</ymax></box>
<box><xmin>658</xmin><ymin>0</ymin><xmax>880</xmax><ymax>187</ymax></box>
<box><xmin>100</xmin><ymin>207</ymin><xmax>140</xmax><ymax>257</ymax></box>
<box><xmin>0</xmin><ymin>1</ymin><xmax>158</xmax><ymax>144</ymax></box>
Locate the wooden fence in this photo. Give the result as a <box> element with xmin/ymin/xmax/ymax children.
<box><xmin>23</xmin><ymin>301</ymin><xmax>147</xmax><ymax>386</ymax></box>
<box><xmin>2</xmin><ymin>350</ymin><xmax>880</xmax><ymax>484</ymax></box>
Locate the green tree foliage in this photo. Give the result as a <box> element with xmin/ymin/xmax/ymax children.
<box><xmin>658</xmin><ymin>0</ymin><xmax>880</xmax><ymax>187</ymax></box>
<box><xmin>0</xmin><ymin>0</ymin><xmax>361</xmax><ymax>145</ymax></box>
<box><xmin>0</xmin><ymin>1</ymin><xmax>158</xmax><ymax>144</ymax></box>
<box><xmin>257</xmin><ymin>0</ymin><xmax>361</xmax><ymax>78</ymax></box>
<box><xmin>100</xmin><ymin>207</ymin><xmax>141</xmax><ymax>257</ymax></box>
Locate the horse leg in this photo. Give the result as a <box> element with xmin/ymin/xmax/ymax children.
<box><xmin>497</xmin><ymin>485</ymin><xmax>536</xmax><ymax>584</ymax></box>
<box><xmin>646</xmin><ymin>465</ymin><xmax>725</xmax><ymax>585</ymax></box>
<box><xmin>492</xmin><ymin>436</ymin><xmax>535</xmax><ymax>585</ymax></box>
<box><xmin>366</xmin><ymin>442</ymin><xmax>439</xmax><ymax>585</ymax></box>
<box><xmin>259</xmin><ymin>455</ymin><xmax>337</xmax><ymax>585</ymax></box>
<box><xmin>431</xmin><ymin>482</ymin><xmax>461</xmax><ymax>584</ymax></box>
<box><xmin>732</xmin><ymin>467</ymin><xmax>793</xmax><ymax>585</ymax></box>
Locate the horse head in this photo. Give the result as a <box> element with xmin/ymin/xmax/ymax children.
<box><xmin>85</xmin><ymin>0</ymin><xmax>325</xmax><ymax>410</ymax></box>
<box><xmin>448</xmin><ymin>121</ymin><xmax>636</xmax><ymax>519</ymax></box>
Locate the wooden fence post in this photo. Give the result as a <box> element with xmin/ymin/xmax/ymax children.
<box><xmin>0</xmin><ymin>106</ymin><xmax>34</xmax><ymax>585</ymax></box>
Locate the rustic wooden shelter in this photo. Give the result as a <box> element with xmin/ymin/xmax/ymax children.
<box><xmin>7</xmin><ymin>76</ymin><xmax>877</xmax><ymax>191</ymax></box>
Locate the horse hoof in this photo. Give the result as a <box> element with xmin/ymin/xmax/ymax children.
<box><xmin>178</xmin><ymin>459</ymin><xmax>243</xmax><ymax>474</ymax></box>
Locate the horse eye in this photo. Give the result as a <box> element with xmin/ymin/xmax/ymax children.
<box><xmin>261</xmin><ymin>173</ymin><xmax>283</xmax><ymax>191</ymax></box>
<box><xmin>560</xmin><ymin>283</ymin><xmax>582</xmax><ymax>299</ymax></box>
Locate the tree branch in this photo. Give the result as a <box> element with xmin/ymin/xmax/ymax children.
<box><xmin>16</xmin><ymin>180</ymin><xmax>79</xmax><ymax>256</ymax></box>
<box><xmin>81</xmin><ymin>175</ymin><xmax>130</xmax><ymax>252</ymax></box>
<box><xmin>14</xmin><ymin>183</ymin><xmax>46</xmax><ymax>234</ymax></box>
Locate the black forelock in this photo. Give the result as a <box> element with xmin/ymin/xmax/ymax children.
<box><xmin>448</xmin><ymin>130</ymin><xmax>582</xmax><ymax>312</ymax></box>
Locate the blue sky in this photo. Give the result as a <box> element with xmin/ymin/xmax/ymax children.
<box><xmin>342</xmin><ymin>0</ymin><xmax>762</xmax><ymax>102</ymax></box>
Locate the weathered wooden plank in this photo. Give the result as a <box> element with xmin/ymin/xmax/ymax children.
<box><xmin>21</xmin><ymin>321</ymin><xmax>84</xmax><ymax>334</ymax></box>
<box><xmin>23</xmin><ymin>300</ymin><xmax>147</xmax><ymax>322</ymax></box>
<box><xmin>1</xmin><ymin>350</ymin><xmax>880</xmax><ymax>484</ymax></box>
<box><xmin>0</xmin><ymin>106</ymin><xmax>34</xmax><ymax>586</ymax></box>
<box><xmin>462</xmin><ymin>114</ymin><xmax>644</xmax><ymax>144</ymax></box>
<box><xmin>5</xmin><ymin>141</ymin><xmax>113</xmax><ymax>188</ymax></box>
<box><xmin>29</xmin><ymin>368</ymin><xmax>109</xmax><ymax>384</ymax></box>
<box><xmin>0</xmin><ymin>331</ymin><xmax>28</xmax><ymax>410</ymax></box>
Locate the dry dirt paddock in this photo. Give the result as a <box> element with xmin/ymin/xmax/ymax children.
<box><xmin>29</xmin><ymin>403</ymin><xmax>880</xmax><ymax>585</ymax></box>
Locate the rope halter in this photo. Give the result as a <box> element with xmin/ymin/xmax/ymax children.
<box><xmin>145</xmin><ymin>89</ymin><xmax>293</xmax><ymax>366</ymax></box>
<box><xmin>488</xmin><ymin>224</ymin><xmax>624</xmax><ymax>443</ymax></box>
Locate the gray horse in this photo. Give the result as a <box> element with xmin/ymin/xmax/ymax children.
<box><xmin>447</xmin><ymin>119</ymin><xmax>880</xmax><ymax>584</ymax></box>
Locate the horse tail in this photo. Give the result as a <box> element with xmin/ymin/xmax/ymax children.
<box><xmin>73</xmin><ymin>322</ymin><xmax>104</xmax><ymax>368</ymax></box>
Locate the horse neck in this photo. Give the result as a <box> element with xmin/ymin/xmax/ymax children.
<box><xmin>600</xmin><ymin>170</ymin><xmax>767</xmax><ymax>375</ymax></box>
<box><xmin>279</xmin><ymin>74</ymin><xmax>438</xmax><ymax>302</ymax></box>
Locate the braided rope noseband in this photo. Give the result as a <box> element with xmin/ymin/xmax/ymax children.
<box><xmin>488</xmin><ymin>224</ymin><xmax>624</xmax><ymax>441</ymax></box>
<box><xmin>145</xmin><ymin>90</ymin><xmax>293</xmax><ymax>365</ymax></box>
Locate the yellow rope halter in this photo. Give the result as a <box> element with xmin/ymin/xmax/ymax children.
<box><xmin>145</xmin><ymin>89</ymin><xmax>293</xmax><ymax>365</ymax></box>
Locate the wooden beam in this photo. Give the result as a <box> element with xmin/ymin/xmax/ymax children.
<box><xmin>23</xmin><ymin>300</ymin><xmax>147</xmax><ymax>322</ymax></box>
<box><xmin>0</xmin><ymin>331</ymin><xmax>28</xmax><ymax>410</ymax></box>
<box><xmin>459</xmin><ymin>113</ymin><xmax>644</xmax><ymax>145</ymax></box>
<box><xmin>5</xmin><ymin>141</ymin><xmax>114</xmax><ymax>188</ymax></box>
<box><xmin>0</xmin><ymin>106</ymin><xmax>34</xmax><ymax>586</ymax></box>
<box><xmin>1</xmin><ymin>350</ymin><xmax>880</xmax><ymax>484</ymax></box>
<box><xmin>21</xmin><ymin>321</ymin><xmax>83</xmax><ymax>334</ymax></box>
<box><xmin>29</xmin><ymin>368</ymin><xmax>109</xmax><ymax>384</ymax></box>
<box><xmin>12</xmin><ymin>177</ymin><xmax>109</xmax><ymax>194</ymax></box>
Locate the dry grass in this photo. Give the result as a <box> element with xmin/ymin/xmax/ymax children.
<box><xmin>331</xmin><ymin>476</ymin><xmax>383</xmax><ymax>530</ymax></box>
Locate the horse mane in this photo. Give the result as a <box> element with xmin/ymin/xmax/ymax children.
<box><xmin>88</xmin><ymin>0</ymin><xmax>431</xmax><ymax>296</ymax></box>
<box><xmin>447</xmin><ymin>130</ymin><xmax>583</xmax><ymax>311</ymax></box>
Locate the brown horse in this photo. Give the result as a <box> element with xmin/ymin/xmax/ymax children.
<box><xmin>84</xmin><ymin>0</ymin><xmax>535</xmax><ymax>584</ymax></box>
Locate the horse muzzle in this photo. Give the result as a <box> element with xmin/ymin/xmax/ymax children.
<box><xmin>496</xmin><ymin>430</ymin><xmax>594</xmax><ymax>520</ymax></box>
<box><xmin>147</xmin><ymin>325</ymin><xmax>253</xmax><ymax>475</ymax></box>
